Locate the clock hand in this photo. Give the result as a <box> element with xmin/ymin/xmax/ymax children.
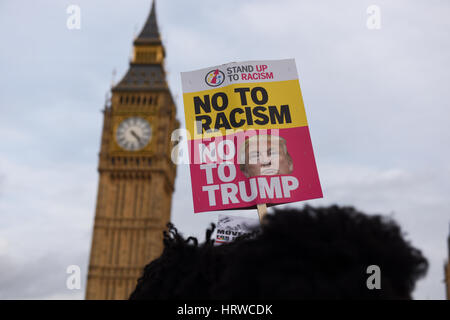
<box><xmin>130</xmin><ymin>130</ymin><xmax>141</xmax><ymax>143</ymax></box>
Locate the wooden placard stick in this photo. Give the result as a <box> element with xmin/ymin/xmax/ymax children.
<box><xmin>257</xmin><ymin>203</ymin><xmax>268</xmax><ymax>223</ymax></box>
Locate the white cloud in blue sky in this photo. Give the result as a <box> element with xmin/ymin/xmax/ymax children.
<box><xmin>0</xmin><ymin>0</ymin><xmax>449</xmax><ymax>299</ymax></box>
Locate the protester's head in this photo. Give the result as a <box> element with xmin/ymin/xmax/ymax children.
<box><xmin>129</xmin><ymin>205</ymin><xmax>428</xmax><ymax>300</ymax></box>
<box><xmin>238</xmin><ymin>134</ymin><xmax>293</xmax><ymax>178</ymax></box>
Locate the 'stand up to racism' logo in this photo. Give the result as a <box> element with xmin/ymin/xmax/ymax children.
<box><xmin>205</xmin><ymin>69</ymin><xmax>225</xmax><ymax>87</ymax></box>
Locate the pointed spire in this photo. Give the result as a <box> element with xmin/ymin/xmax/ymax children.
<box><xmin>134</xmin><ymin>1</ymin><xmax>161</xmax><ymax>45</ymax></box>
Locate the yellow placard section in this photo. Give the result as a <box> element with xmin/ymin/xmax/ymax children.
<box><xmin>183</xmin><ymin>80</ymin><xmax>308</xmax><ymax>139</ymax></box>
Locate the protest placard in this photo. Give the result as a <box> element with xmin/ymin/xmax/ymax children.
<box><xmin>181</xmin><ymin>59</ymin><xmax>322</xmax><ymax>214</ymax></box>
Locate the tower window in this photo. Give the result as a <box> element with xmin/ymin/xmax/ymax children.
<box><xmin>149</xmin><ymin>96</ymin><xmax>153</xmax><ymax>105</ymax></box>
<box><xmin>131</xmin><ymin>96</ymin><xmax>135</xmax><ymax>104</ymax></box>
<box><xmin>137</xmin><ymin>97</ymin><xmax>141</xmax><ymax>104</ymax></box>
<box><xmin>142</xmin><ymin>97</ymin><xmax>146</xmax><ymax>104</ymax></box>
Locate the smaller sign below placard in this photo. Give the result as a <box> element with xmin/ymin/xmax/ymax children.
<box><xmin>215</xmin><ymin>214</ymin><xmax>260</xmax><ymax>245</ymax></box>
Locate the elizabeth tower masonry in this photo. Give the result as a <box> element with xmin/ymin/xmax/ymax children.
<box><xmin>86</xmin><ymin>2</ymin><xmax>179</xmax><ymax>299</ymax></box>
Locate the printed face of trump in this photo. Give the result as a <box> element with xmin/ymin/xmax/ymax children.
<box><xmin>238</xmin><ymin>135</ymin><xmax>293</xmax><ymax>178</ymax></box>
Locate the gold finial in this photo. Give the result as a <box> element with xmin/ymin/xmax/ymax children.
<box><xmin>111</xmin><ymin>68</ymin><xmax>117</xmax><ymax>87</ymax></box>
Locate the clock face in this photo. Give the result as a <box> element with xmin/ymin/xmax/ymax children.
<box><xmin>116</xmin><ymin>117</ymin><xmax>152</xmax><ymax>151</ymax></box>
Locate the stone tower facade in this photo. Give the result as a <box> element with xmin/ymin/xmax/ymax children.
<box><xmin>86</xmin><ymin>2</ymin><xmax>178</xmax><ymax>299</ymax></box>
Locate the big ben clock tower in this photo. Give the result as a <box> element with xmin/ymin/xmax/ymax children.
<box><xmin>86</xmin><ymin>1</ymin><xmax>179</xmax><ymax>299</ymax></box>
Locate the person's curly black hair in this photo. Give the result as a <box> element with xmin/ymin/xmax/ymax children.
<box><xmin>129</xmin><ymin>205</ymin><xmax>428</xmax><ymax>300</ymax></box>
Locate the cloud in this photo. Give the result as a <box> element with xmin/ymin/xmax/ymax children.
<box><xmin>0</xmin><ymin>250</ymin><xmax>87</xmax><ymax>300</ymax></box>
<box><xmin>0</xmin><ymin>157</ymin><xmax>94</xmax><ymax>299</ymax></box>
<box><xmin>0</xmin><ymin>237</ymin><xmax>9</xmax><ymax>256</ymax></box>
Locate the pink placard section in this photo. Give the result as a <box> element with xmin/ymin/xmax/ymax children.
<box><xmin>188</xmin><ymin>127</ymin><xmax>322</xmax><ymax>213</ymax></box>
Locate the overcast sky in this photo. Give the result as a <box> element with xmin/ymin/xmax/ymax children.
<box><xmin>0</xmin><ymin>0</ymin><xmax>449</xmax><ymax>299</ymax></box>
